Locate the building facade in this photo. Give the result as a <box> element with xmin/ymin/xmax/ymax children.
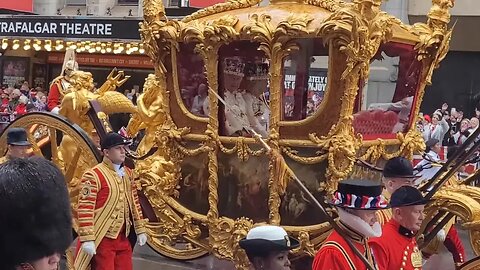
<box><xmin>0</xmin><ymin>0</ymin><xmax>216</xmax><ymax>91</ymax></box>
<box><xmin>409</xmin><ymin>0</ymin><xmax>480</xmax><ymax>115</ymax></box>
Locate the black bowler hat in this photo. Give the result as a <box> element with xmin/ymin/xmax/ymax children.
<box><xmin>100</xmin><ymin>132</ymin><xmax>131</xmax><ymax>150</ymax></box>
<box><xmin>390</xmin><ymin>186</ymin><xmax>431</xmax><ymax>208</ymax></box>
<box><xmin>239</xmin><ymin>225</ymin><xmax>299</xmax><ymax>257</ymax></box>
<box><xmin>383</xmin><ymin>157</ymin><xmax>420</xmax><ymax>179</ymax></box>
<box><xmin>6</xmin><ymin>128</ymin><xmax>31</xmax><ymax>146</ymax></box>
<box><xmin>330</xmin><ymin>179</ymin><xmax>389</xmax><ymax>210</ymax></box>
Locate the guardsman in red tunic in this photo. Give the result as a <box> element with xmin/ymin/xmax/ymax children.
<box><xmin>74</xmin><ymin>132</ymin><xmax>148</xmax><ymax>270</ymax></box>
<box><xmin>370</xmin><ymin>186</ymin><xmax>429</xmax><ymax>270</ymax></box>
<box><xmin>312</xmin><ymin>179</ymin><xmax>390</xmax><ymax>270</ymax></box>
<box><xmin>379</xmin><ymin>156</ymin><xmax>465</xmax><ymax>267</ymax></box>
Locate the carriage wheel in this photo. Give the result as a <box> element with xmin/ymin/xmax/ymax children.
<box><xmin>0</xmin><ymin>112</ymin><xmax>101</xmax><ymax>228</ymax></box>
<box><xmin>459</xmin><ymin>255</ymin><xmax>480</xmax><ymax>270</ymax></box>
<box><xmin>469</xmin><ymin>229</ymin><xmax>480</xmax><ymax>257</ymax></box>
<box><xmin>1</xmin><ymin>113</ymin><xmax>210</xmax><ymax>261</ymax></box>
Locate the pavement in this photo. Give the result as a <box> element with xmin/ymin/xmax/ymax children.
<box><xmin>132</xmin><ymin>226</ymin><xmax>476</xmax><ymax>270</ymax></box>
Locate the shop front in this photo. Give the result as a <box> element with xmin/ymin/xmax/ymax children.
<box><xmin>47</xmin><ymin>52</ymin><xmax>153</xmax><ymax>92</ymax></box>
<box><xmin>0</xmin><ymin>15</ymin><xmax>149</xmax><ymax>90</ymax></box>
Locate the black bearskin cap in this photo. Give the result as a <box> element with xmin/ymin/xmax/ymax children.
<box><xmin>0</xmin><ymin>157</ymin><xmax>72</xmax><ymax>269</ymax></box>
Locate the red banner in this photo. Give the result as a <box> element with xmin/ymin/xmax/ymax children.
<box><xmin>189</xmin><ymin>0</ymin><xmax>224</xmax><ymax>8</ymax></box>
<box><xmin>0</xmin><ymin>0</ymin><xmax>33</xmax><ymax>12</ymax></box>
<box><xmin>47</xmin><ymin>52</ymin><xmax>153</xmax><ymax>69</ymax></box>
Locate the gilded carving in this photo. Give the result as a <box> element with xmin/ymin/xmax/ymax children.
<box><xmin>209</xmin><ymin>217</ymin><xmax>254</xmax><ymax>270</ymax></box>
<box><xmin>241</xmin><ymin>12</ymin><xmax>314</xmax><ymax>224</ymax></box>
<box><xmin>304</xmin><ymin>0</ymin><xmax>344</xmax><ymax>13</ymax></box>
<box><xmin>411</xmin><ymin>0</ymin><xmax>455</xmax><ymax>84</ymax></box>
<box><xmin>182</xmin><ymin>0</ymin><xmax>262</xmax><ymax>23</ymax></box>
<box><xmin>359</xmin><ymin>129</ymin><xmax>425</xmax><ymax>163</ymax></box>
<box><xmin>2</xmin><ymin>0</ymin><xmax>466</xmax><ymax>268</ymax></box>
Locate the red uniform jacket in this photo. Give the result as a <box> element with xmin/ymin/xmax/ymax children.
<box><xmin>369</xmin><ymin>219</ymin><xmax>423</xmax><ymax>270</ymax></box>
<box><xmin>312</xmin><ymin>223</ymin><xmax>379</xmax><ymax>270</ymax></box>
<box><xmin>48</xmin><ymin>82</ymin><xmax>61</xmax><ymax>111</ymax></box>
<box><xmin>444</xmin><ymin>226</ymin><xmax>465</xmax><ymax>264</ymax></box>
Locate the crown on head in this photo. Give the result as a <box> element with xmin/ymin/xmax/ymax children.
<box><xmin>244</xmin><ymin>62</ymin><xmax>269</xmax><ymax>81</ymax></box>
<box><xmin>223</xmin><ymin>57</ymin><xmax>245</xmax><ymax>77</ymax></box>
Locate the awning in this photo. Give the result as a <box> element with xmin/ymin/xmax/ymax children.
<box><xmin>189</xmin><ymin>0</ymin><xmax>225</xmax><ymax>8</ymax></box>
<box><xmin>0</xmin><ymin>8</ymin><xmax>35</xmax><ymax>15</ymax></box>
<box><xmin>0</xmin><ymin>0</ymin><xmax>33</xmax><ymax>13</ymax></box>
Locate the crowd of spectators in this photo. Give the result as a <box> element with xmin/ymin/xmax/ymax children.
<box><xmin>0</xmin><ymin>81</ymin><xmax>48</xmax><ymax>124</ymax></box>
<box><xmin>418</xmin><ymin>103</ymin><xmax>479</xmax><ymax>146</ymax></box>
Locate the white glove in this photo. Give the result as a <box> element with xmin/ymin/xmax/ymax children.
<box><xmin>137</xmin><ymin>233</ymin><xmax>148</xmax><ymax>246</ymax></box>
<box><xmin>436</xmin><ymin>229</ymin><xmax>446</xmax><ymax>242</ymax></box>
<box><xmin>81</xmin><ymin>241</ymin><xmax>96</xmax><ymax>256</ymax></box>
<box><xmin>51</xmin><ymin>107</ymin><xmax>60</xmax><ymax>114</ymax></box>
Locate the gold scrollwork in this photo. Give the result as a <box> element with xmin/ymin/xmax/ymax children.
<box><xmin>304</xmin><ymin>0</ymin><xmax>344</xmax><ymax>13</ymax></box>
<box><xmin>132</xmin><ymin>0</ymin><xmax>461</xmax><ymax>267</ymax></box>
<box><xmin>309</xmin><ymin>0</ymin><xmax>398</xmax><ymax>193</ymax></box>
<box><xmin>359</xmin><ymin>129</ymin><xmax>425</xmax><ymax>163</ymax></box>
<box><xmin>411</xmin><ymin>0</ymin><xmax>454</xmax><ymax>85</ymax></box>
<box><xmin>281</xmin><ymin>146</ymin><xmax>327</xmax><ymax>165</ymax></box>
<box><xmin>241</xmin><ymin>12</ymin><xmax>314</xmax><ymax>225</ymax></box>
<box><xmin>209</xmin><ymin>217</ymin><xmax>254</xmax><ymax>270</ymax></box>
<box><xmin>183</xmin><ymin>0</ymin><xmax>262</xmax><ymax>23</ymax></box>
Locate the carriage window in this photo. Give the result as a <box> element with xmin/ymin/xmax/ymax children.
<box><xmin>218</xmin><ymin>41</ymin><xmax>270</xmax><ymax>138</ymax></box>
<box><xmin>354</xmin><ymin>42</ymin><xmax>421</xmax><ymax>137</ymax></box>
<box><xmin>282</xmin><ymin>39</ymin><xmax>328</xmax><ymax>121</ymax></box>
<box><xmin>177</xmin><ymin>43</ymin><xmax>209</xmax><ymax>117</ymax></box>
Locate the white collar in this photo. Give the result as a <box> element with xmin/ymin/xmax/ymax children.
<box><xmin>112</xmin><ymin>163</ymin><xmax>125</xmax><ymax>177</ymax></box>
<box><xmin>337</xmin><ymin>208</ymin><xmax>382</xmax><ymax>238</ymax></box>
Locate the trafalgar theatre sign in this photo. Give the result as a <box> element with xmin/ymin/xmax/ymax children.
<box><xmin>0</xmin><ymin>16</ymin><xmax>141</xmax><ymax>40</ymax></box>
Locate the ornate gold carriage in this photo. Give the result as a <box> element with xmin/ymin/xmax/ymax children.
<box><xmin>130</xmin><ymin>0</ymin><xmax>480</xmax><ymax>268</ymax></box>
<box><xmin>4</xmin><ymin>0</ymin><xmax>480</xmax><ymax>269</ymax></box>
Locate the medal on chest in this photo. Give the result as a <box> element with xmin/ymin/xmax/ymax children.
<box><xmin>411</xmin><ymin>246</ymin><xmax>422</xmax><ymax>268</ymax></box>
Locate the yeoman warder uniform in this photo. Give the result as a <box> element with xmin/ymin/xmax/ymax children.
<box><xmin>312</xmin><ymin>179</ymin><xmax>389</xmax><ymax>270</ymax></box>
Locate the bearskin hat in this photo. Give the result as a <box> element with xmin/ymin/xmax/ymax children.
<box><xmin>0</xmin><ymin>157</ymin><xmax>72</xmax><ymax>269</ymax></box>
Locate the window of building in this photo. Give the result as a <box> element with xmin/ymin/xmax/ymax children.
<box><xmin>66</xmin><ymin>0</ymin><xmax>86</xmax><ymax>5</ymax></box>
<box><xmin>169</xmin><ymin>0</ymin><xmax>180</xmax><ymax>7</ymax></box>
<box><xmin>117</xmin><ymin>0</ymin><xmax>139</xmax><ymax>5</ymax></box>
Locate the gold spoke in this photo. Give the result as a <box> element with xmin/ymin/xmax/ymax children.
<box><xmin>26</xmin><ymin>130</ymin><xmax>44</xmax><ymax>158</ymax></box>
<box><xmin>65</xmin><ymin>147</ymin><xmax>82</xmax><ymax>183</ymax></box>
<box><xmin>49</xmin><ymin>127</ymin><xmax>59</xmax><ymax>165</ymax></box>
